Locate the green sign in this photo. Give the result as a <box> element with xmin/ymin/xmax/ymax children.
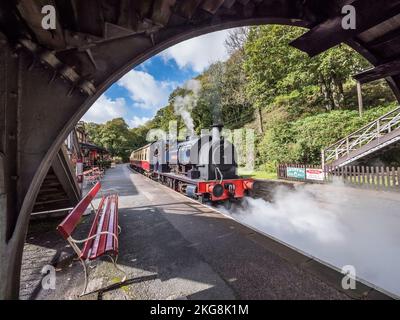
<box><xmin>287</xmin><ymin>167</ymin><xmax>306</xmax><ymax>180</ymax></box>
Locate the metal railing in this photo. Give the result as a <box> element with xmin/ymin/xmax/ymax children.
<box><xmin>322</xmin><ymin>106</ymin><xmax>400</xmax><ymax>165</ymax></box>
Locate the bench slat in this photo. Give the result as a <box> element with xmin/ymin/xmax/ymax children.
<box><xmin>90</xmin><ymin>195</ymin><xmax>118</xmax><ymax>259</ymax></box>
<box><xmin>106</xmin><ymin>195</ymin><xmax>118</xmax><ymax>252</ymax></box>
<box><xmin>57</xmin><ymin>182</ymin><xmax>101</xmax><ymax>239</ymax></box>
<box><xmin>96</xmin><ymin>196</ymin><xmax>112</xmax><ymax>257</ymax></box>
<box><xmin>80</xmin><ymin>195</ymin><xmax>107</xmax><ymax>260</ymax></box>
<box><xmin>110</xmin><ymin>195</ymin><xmax>119</xmax><ymax>254</ymax></box>
<box><xmin>89</xmin><ymin>196</ymin><xmax>110</xmax><ymax>258</ymax></box>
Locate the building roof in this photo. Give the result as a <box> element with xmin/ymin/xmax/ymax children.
<box><xmin>80</xmin><ymin>142</ymin><xmax>109</xmax><ymax>154</ymax></box>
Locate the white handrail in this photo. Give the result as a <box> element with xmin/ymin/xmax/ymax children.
<box><xmin>323</xmin><ymin>106</ymin><xmax>400</xmax><ymax>164</ymax></box>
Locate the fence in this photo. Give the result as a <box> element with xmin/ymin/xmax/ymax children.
<box><xmin>277</xmin><ymin>164</ymin><xmax>400</xmax><ymax>190</ymax></box>
<box><xmin>325</xmin><ymin>165</ymin><xmax>400</xmax><ymax>190</ymax></box>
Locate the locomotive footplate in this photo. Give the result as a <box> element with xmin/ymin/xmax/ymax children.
<box><xmin>155</xmin><ymin>172</ymin><xmax>256</xmax><ymax>203</ymax></box>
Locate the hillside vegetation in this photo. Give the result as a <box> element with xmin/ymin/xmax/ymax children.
<box><xmin>87</xmin><ymin>25</ymin><xmax>397</xmax><ymax>167</ymax></box>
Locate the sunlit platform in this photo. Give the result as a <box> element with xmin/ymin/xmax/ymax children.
<box><xmin>19</xmin><ymin>165</ymin><xmax>393</xmax><ymax>300</ymax></box>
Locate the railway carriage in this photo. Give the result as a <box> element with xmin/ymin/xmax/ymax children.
<box><xmin>130</xmin><ymin>143</ymin><xmax>152</xmax><ymax>173</ymax></box>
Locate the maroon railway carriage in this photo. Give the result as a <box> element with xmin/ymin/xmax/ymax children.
<box><xmin>130</xmin><ymin>143</ymin><xmax>152</xmax><ymax>173</ymax></box>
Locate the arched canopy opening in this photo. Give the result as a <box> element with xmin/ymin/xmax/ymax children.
<box><xmin>1</xmin><ymin>0</ymin><xmax>400</xmax><ymax>299</ymax></box>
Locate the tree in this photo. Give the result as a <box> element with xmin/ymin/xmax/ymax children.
<box><xmin>85</xmin><ymin>122</ymin><xmax>102</xmax><ymax>146</ymax></box>
<box><xmin>243</xmin><ymin>25</ymin><xmax>369</xmax><ymax>117</ymax></box>
<box><xmin>97</xmin><ymin>118</ymin><xmax>133</xmax><ymax>161</ymax></box>
<box><xmin>224</xmin><ymin>27</ymin><xmax>250</xmax><ymax>54</ymax></box>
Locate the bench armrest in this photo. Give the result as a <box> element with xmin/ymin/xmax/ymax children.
<box><xmin>70</xmin><ymin>231</ymin><xmax>118</xmax><ymax>247</ymax></box>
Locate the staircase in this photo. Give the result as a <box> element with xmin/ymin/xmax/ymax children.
<box><xmin>323</xmin><ymin>107</ymin><xmax>400</xmax><ymax>167</ymax></box>
<box><xmin>32</xmin><ymin>146</ymin><xmax>81</xmax><ymax>216</ymax></box>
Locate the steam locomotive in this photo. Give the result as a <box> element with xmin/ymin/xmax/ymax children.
<box><xmin>130</xmin><ymin>124</ymin><xmax>256</xmax><ymax>205</ymax></box>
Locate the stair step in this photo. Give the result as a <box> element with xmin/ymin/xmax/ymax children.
<box><xmin>36</xmin><ymin>192</ymin><xmax>68</xmax><ymax>201</ymax></box>
<box><xmin>34</xmin><ymin>198</ymin><xmax>70</xmax><ymax>205</ymax></box>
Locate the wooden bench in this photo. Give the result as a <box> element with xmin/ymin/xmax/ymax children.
<box><xmin>92</xmin><ymin>166</ymin><xmax>105</xmax><ymax>179</ymax></box>
<box><xmin>57</xmin><ymin>182</ymin><xmax>126</xmax><ymax>296</ymax></box>
<box><xmin>83</xmin><ymin>169</ymin><xmax>100</xmax><ymax>186</ymax></box>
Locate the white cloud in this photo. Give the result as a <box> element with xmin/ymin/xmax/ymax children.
<box><xmin>160</xmin><ymin>30</ymin><xmax>230</xmax><ymax>72</ymax></box>
<box><xmin>82</xmin><ymin>95</ymin><xmax>127</xmax><ymax>124</ymax></box>
<box><xmin>117</xmin><ymin>70</ymin><xmax>176</xmax><ymax>110</ymax></box>
<box><xmin>129</xmin><ymin>116</ymin><xmax>151</xmax><ymax>128</ymax></box>
<box><xmin>82</xmin><ymin>95</ymin><xmax>152</xmax><ymax>128</ymax></box>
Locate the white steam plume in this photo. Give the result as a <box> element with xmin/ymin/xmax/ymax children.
<box><xmin>173</xmin><ymin>79</ymin><xmax>201</xmax><ymax>137</ymax></box>
<box><xmin>222</xmin><ymin>181</ymin><xmax>400</xmax><ymax>297</ymax></box>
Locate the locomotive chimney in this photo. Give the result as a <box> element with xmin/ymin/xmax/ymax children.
<box><xmin>211</xmin><ymin>123</ymin><xmax>223</xmax><ymax>144</ymax></box>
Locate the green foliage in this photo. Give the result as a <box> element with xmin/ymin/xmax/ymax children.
<box><xmin>98</xmin><ymin>118</ymin><xmax>133</xmax><ymax>161</ymax></box>
<box><xmin>243</xmin><ymin>25</ymin><xmax>370</xmax><ymax>115</ymax></box>
<box><xmin>258</xmin><ymin>104</ymin><xmax>397</xmax><ymax>166</ymax></box>
<box><xmin>85</xmin><ymin>118</ymin><xmax>134</xmax><ymax>162</ymax></box>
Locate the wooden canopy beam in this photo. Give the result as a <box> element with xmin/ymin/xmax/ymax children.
<box><xmin>353</xmin><ymin>59</ymin><xmax>400</xmax><ymax>84</ymax></box>
<box><xmin>291</xmin><ymin>0</ymin><xmax>400</xmax><ymax>57</ymax></box>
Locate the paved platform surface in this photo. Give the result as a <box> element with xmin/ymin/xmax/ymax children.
<box><xmin>20</xmin><ymin>165</ymin><xmax>390</xmax><ymax>300</ymax></box>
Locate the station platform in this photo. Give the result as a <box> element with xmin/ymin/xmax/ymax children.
<box><xmin>20</xmin><ymin>165</ymin><xmax>391</xmax><ymax>300</ymax></box>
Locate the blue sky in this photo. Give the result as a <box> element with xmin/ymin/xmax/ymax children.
<box><xmin>82</xmin><ymin>29</ymin><xmax>232</xmax><ymax>128</ymax></box>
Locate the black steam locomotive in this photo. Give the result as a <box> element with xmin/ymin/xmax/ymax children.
<box><xmin>130</xmin><ymin>124</ymin><xmax>255</xmax><ymax>204</ymax></box>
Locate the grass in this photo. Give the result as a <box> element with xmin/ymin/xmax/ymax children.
<box><xmin>238</xmin><ymin>168</ymin><xmax>277</xmax><ymax>180</ymax></box>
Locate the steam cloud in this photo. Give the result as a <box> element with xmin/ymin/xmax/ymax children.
<box><xmin>223</xmin><ymin>181</ymin><xmax>400</xmax><ymax>297</ymax></box>
<box><xmin>173</xmin><ymin>79</ymin><xmax>201</xmax><ymax>137</ymax></box>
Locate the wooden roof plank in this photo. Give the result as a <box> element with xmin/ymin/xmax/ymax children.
<box><xmin>177</xmin><ymin>0</ymin><xmax>203</xmax><ymax>19</ymax></box>
<box><xmin>354</xmin><ymin>59</ymin><xmax>400</xmax><ymax>84</ymax></box>
<box><xmin>291</xmin><ymin>0</ymin><xmax>400</xmax><ymax>57</ymax></box>
<box><xmin>201</xmin><ymin>0</ymin><xmax>226</xmax><ymax>14</ymax></box>
<box><xmin>73</xmin><ymin>0</ymin><xmax>105</xmax><ymax>37</ymax></box>
<box><xmin>151</xmin><ymin>0</ymin><xmax>176</xmax><ymax>26</ymax></box>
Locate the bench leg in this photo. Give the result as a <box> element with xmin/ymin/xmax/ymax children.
<box><xmin>79</xmin><ymin>259</ymin><xmax>89</xmax><ymax>297</ymax></box>
<box><xmin>107</xmin><ymin>255</ymin><xmax>127</xmax><ymax>283</ymax></box>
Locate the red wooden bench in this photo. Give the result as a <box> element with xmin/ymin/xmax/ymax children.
<box><xmin>92</xmin><ymin>166</ymin><xmax>105</xmax><ymax>179</ymax></box>
<box><xmin>83</xmin><ymin>169</ymin><xmax>100</xmax><ymax>186</ymax></box>
<box><xmin>57</xmin><ymin>181</ymin><xmax>126</xmax><ymax>296</ymax></box>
